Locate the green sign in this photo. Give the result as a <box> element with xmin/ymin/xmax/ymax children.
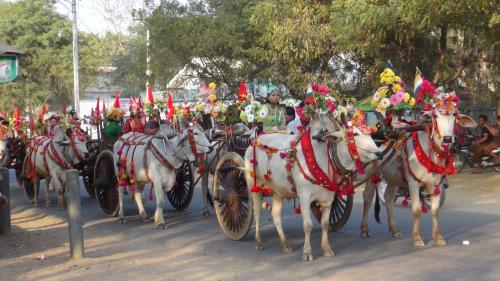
<box><xmin>0</xmin><ymin>56</ymin><xmax>19</xmax><ymax>83</ymax></box>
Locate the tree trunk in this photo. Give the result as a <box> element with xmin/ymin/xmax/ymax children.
<box><xmin>432</xmin><ymin>24</ymin><xmax>448</xmax><ymax>85</ymax></box>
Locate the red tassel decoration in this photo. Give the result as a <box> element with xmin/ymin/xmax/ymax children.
<box><xmin>370</xmin><ymin>175</ymin><xmax>382</xmax><ymax>184</ymax></box>
<box><xmin>262</xmin><ymin>186</ymin><xmax>272</xmax><ymax>196</ymax></box>
<box><xmin>402</xmin><ymin>198</ymin><xmax>409</xmax><ymax>207</ymax></box>
<box><xmin>421</xmin><ymin>201</ymin><xmax>428</xmax><ymax>213</ymax></box>
<box><xmin>251</xmin><ymin>184</ymin><xmax>261</xmax><ymax>193</ymax></box>
<box><xmin>434</xmin><ymin>186</ymin><xmax>441</xmax><ymax>195</ymax></box>
<box><xmin>294</xmin><ymin>206</ymin><xmax>301</xmax><ymax>214</ymax></box>
<box><xmin>279</xmin><ymin>152</ymin><xmax>287</xmax><ymax>159</ymax></box>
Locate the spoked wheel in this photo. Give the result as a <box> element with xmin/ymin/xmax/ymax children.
<box><xmin>453</xmin><ymin>153</ymin><xmax>465</xmax><ymax>173</ymax></box>
<box><xmin>21</xmin><ymin>155</ymin><xmax>38</xmax><ymax>203</ymax></box>
<box><xmin>166</xmin><ymin>161</ymin><xmax>194</xmax><ymax>211</ymax></box>
<box><xmin>79</xmin><ymin>162</ymin><xmax>96</xmax><ymax>198</ymax></box>
<box><xmin>94</xmin><ymin>150</ymin><xmax>119</xmax><ymax>217</ymax></box>
<box><xmin>213</xmin><ymin>152</ymin><xmax>253</xmax><ymax>241</ymax></box>
<box><xmin>311</xmin><ymin>193</ymin><xmax>353</xmax><ymax>231</ymax></box>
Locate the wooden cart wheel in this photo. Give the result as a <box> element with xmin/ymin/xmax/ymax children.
<box><xmin>21</xmin><ymin>155</ymin><xmax>38</xmax><ymax>203</ymax></box>
<box><xmin>93</xmin><ymin>150</ymin><xmax>119</xmax><ymax>217</ymax></box>
<box><xmin>82</xmin><ymin>164</ymin><xmax>95</xmax><ymax>198</ymax></box>
<box><xmin>311</xmin><ymin>193</ymin><xmax>353</xmax><ymax>231</ymax></box>
<box><xmin>166</xmin><ymin>161</ymin><xmax>194</xmax><ymax>211</ymax></box>
<box><xmin>213</xmin><ymin>152</ymin><xmax>253</xmax><ymax>241</ymax></box>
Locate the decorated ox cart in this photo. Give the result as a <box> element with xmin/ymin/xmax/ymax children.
<box><xmin>91</xmin><ymin>116</ymin><xmax>197</xmax><ymax>217</ymax></box>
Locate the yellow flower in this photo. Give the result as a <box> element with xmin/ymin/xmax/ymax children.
<box><xmin>209</xmin><ymin>93</ymin><xmax>217</xmax><ymax>102</ymax></box>
<box><xmin>394</xmin><ymin>76</ymin><xmax>401</xmax><ymax>83</ymax></box>
<box><xmin>371</xmin><ymin>99</ymin><xmax>379</xmax><ymax>107</ymax></box>
<box><xmin>378</xmin><ymin>87</ymin><xmax>388</xmax><ymax>98</ymax></box>
<box><xmin>196</xmin><ymin>103</ymin><xmax>204</xmax><ymax>111</ymax></box>
<box><xmin>392</xmin><ymin>84</ymin><xmax>402</xmax><ymax>92</ymax></box>
<box><xmin>409</xmin><ymin>97</ymin><xmax>416</xmax><ymax>107</ymax></box>
<box><xmin>209</xmin><ymin>82</ymin><xmax>216</xmax><ymax>89</ymax></box>
<box><xmin>403</xmin><ymin>92</ymin><xmax>410</xmax><ymax>103</ymax></box>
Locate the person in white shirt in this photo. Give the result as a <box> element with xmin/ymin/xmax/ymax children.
<box><xmin>285</xmin><ymin>106</ymin><xmax>301</xmax><ymax>135</ymax></box>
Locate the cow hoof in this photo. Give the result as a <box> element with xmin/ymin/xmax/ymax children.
<box><xmin>202</xmin><ymin>210</ymin><xmax>210</xmax><ymax>217</ymax></box>
<box><xmin>280</xmin><ymin>242</ymin><xmax>292</xmax><ymax>254</ymax></box>
<box><xmin>255</xmin><ymin>243</ymin><xmax>264</xmax><ymax>251</ymax></box>
<box><xmin>157</xmin><ymin>223</ymin><xmax>167</xmax><ymax>230</ymax></box>
<box><xmin>413</xmin><ymin>240</ymin><xmax>425</xmax><ymax>247</ymax></box>
<box><xmin>118</xmin><ymin>218</ymin><xmax>126</xmax><ymax>224</ymax></box>
<box><xmin>392</xmin><ymin>232</ymin><xmax>403</xmax><ymax>239</ymax></box>
<box><xmin>434</xmin><ymin>239</ymin><xmax>447</xmax><ymax>247</ymax></box>
<box><xmin>360</xmin><ymin>231</ymin><xmax>371</xmax><ymax>238</ymax></box>
<box><xmin>143</xmin><ymin>217</ymin><xmax>152</xmax><ymax>224</ymax></box>
<box><xmin>322</xmin><ymin>247</ymin><xmax>335</xmax><ymax>257</ymax></box>
<box><xmin>302</xmin><ymin>253</ymin><xmax>314</xmax><ymax>262</ymax></box>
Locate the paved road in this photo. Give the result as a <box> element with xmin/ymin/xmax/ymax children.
<box><xmin>1</xmin><ymin>170</ymin><xmax>500</xmax><ymax>281</ymax></box>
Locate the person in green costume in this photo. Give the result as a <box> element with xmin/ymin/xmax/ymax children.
<box><xmin>103</xmin><ymin>108</ymin><xmax>124</xmax><ymax>140</ymax></box>
<box><xmin>263</xmin><ymin>83</ymin><xmax>286</xmax><ymax>133</ymax></box>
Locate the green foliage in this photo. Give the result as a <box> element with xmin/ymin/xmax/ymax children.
<box><xmin>0</xmin><ymin>0</ymin><xmax>107</xmax><ymax>114</ymax></box>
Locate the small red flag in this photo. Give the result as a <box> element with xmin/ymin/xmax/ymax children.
<box><xmin>13</xmin><ymin>107</ymin><xmax>21</xmax><ymax>130</ymax></box>
<box><xmin>167</xmin><ymin>91</ymin><xmax>174</xmax><ymax>121</ymax></box>
<box><xmin>147</xmin><ymin>83</ymin><xmax>154</xmax><ymax>107</ymax></box>
<box><xmin>113</xmin><ymin>94</ymin><xmax>121</xmax><ymax>108</ymax></box>
<box><xmin>138</xmin><ymin>96</ymin><xmax>143</xmax><ymax>109</ymax></box>
<box><xmin>29</xmin><ymin>118</ymin><xmax>35</xmax><ymax>131</ymax></box>
<box><xmin>238</xmin><ymin>80</ymin><xmax>247</xmax><ymax>102</ymax></box>
<box><xmin>95</xmin><ymin>97</ymin><xmax>100</xmax><ymax>121</ymax></box>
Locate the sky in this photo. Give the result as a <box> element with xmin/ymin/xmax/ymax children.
<box><xmin>54</xmin><ymin>0</ymin><xmax>143</xmax><ymax>34</ymax></box>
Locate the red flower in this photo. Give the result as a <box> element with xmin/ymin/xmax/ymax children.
<box><xmin>279</xmin><ymin>152</ymin><xmax>287</xmax><ymax>159</ymax></box>
<box><xmin>370</xmin><ymin>175</ymin><xmax>382</xmax><ymax>184</ymax></box>
<box><xmin>264</xmin><ymin>173</ymin><xmax>272</xmax><ymax>181</ymax></box>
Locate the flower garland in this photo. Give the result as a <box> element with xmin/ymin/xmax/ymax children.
<box><xmin>411</xmin><ymin>131</ymin><xmax>455</xmax><ymax>175</ymax></box>
<box><xmin>345</xmin><ymin>124</ymin><xmax>366</xmax><ymax>174</ymax></box>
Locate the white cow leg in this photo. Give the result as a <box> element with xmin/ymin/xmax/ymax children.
<box><xmin>300</xmin><ymin>195</ymin><xmax>314</xmax><ymax>261</ymax></box>
<box><xmin>51</xmin><ymin>176</ymin><xmax>64</xmax><ymax>210</ymax></box>
<box><xmin>201</xmin><ymin>169</ymin><xmax>210</xmax><ymax>217</ymax></box>
<box><xmin>118</xmin><ymin>185</ymin><xmax>126</xmax><ymax>224</ymax></box>
<box><xmin>153</xmin><ymin>181</ymin><xmax>166</xmax><ymax>230</ymax></box>
<box><xmin>384</xmin><ymin>183</ymin><xmax>402</xmax><ymax>238</ymax></box>
<box><xmin>430</xmin><ymin>190</ymin><xmax>446</xmax><ymax>246</ymax></box>
<box><xmin>320</xmin><ymin>200</ymin><xmax>334</xmax><ymax>257</ymax></box>
<box><xmin>251</xmin><ymin>191</ymin><xmax>263</xmax><ymax>250</ymax></box>
<box><xmin>408</xmin><ymin>179</ymin><xmax>424</xmax><ymax>247</ymax></box>
<box><xmin>134</xmin><ymin>185</ymin><xmax>149</xmax><ymax>223</ymax></box>
<box><xmin>271</xmin><ymin>195</ymin><xmax>291</xmax><ymax>253</ymax></box>
<box><xmin>44</xmin><ymin>178</ymin><xmax>52</xmax><ymax>207</ymax></box>
<box><xmin>360</xmin><ymin>182</ymin><xmax>376</xmax><ymax>238</ymax></box>
<box><xmin>33</xmin><ymin>179</ymin><xmax>40</xmax><ymax>207</ymax></box>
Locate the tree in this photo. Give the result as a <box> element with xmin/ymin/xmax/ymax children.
<box><xmin>0</xmin><ymin>0</ymin><xmax>106</xmax><ymax>113</ymax></box>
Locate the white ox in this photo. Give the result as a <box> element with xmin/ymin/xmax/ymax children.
<box><xmin>360</xmin><ymin>109</ymin><xmax>476</xmax><ymax>247</ymax></box>
<box><xmin>27</xmin><ymin>126</ymin><xmax>89</xmax><ymax>208</ymax></box>
<box><xmin>113</xmin><ymin>124</ymin><xmax>212</xmax><ymax>229</ymax></box>
<box><xmin>245</xmin><ymin>113</ymin><xmax>381</xmax><ymax>261</ymax></box>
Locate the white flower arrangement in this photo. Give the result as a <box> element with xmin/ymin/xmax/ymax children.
<box><xmin>239</xmin><ymin>101</ymin><xmax>268</xmax><ymax>123</ymax></box>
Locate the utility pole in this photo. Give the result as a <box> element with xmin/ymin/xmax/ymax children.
<box><xmin>145</xmin><ymin>0</ymin><xmax>152</xmax><ymax>80</ymax></box>
<box><xmin>72</xmin><ymin>0</ymin><xmax>80</xmax><ymax>115</ymax></box>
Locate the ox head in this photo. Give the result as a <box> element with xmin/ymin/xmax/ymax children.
<box><xmin>425</xmin><ymin>91</ymin><xmax>476</xmax><ymax>148</ymax></box>
<box><xmin>176</xmin><ymin>122</ymin><xmax>213</xmax><ymax>162</ymax></box>
<box><xmin>57</xmin><ymin>127</ymin><xmax>89</xmax><ymax>163</ymax></box>
<box><xmin>311</xmin><ymin>112</ymin><xmax>381</xmax><ymax>170</ymax></box>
